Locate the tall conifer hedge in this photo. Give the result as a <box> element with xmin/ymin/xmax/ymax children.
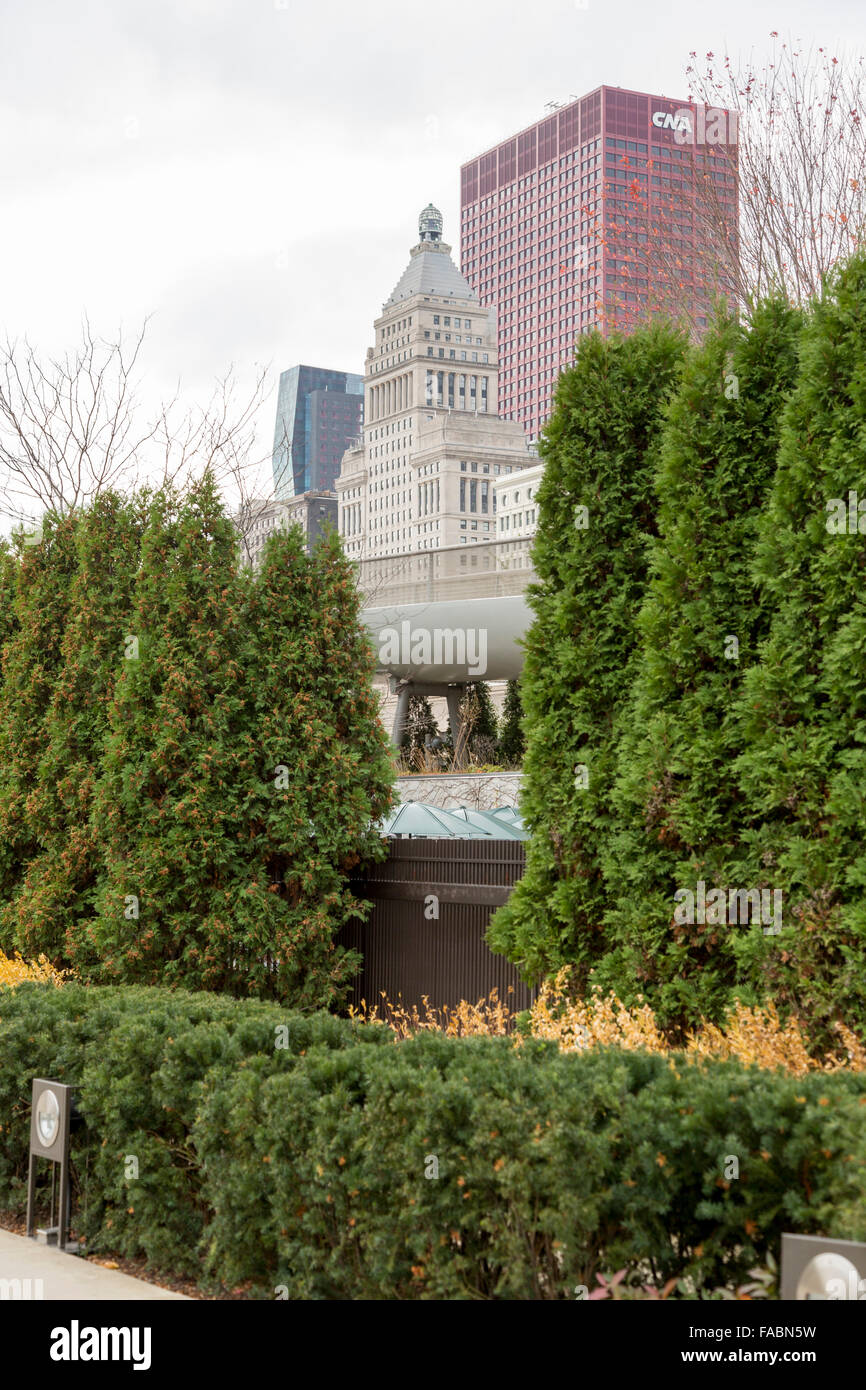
<box><xmin>87</xmin><ymin>476</ymin><xmax>249</xmax><ymax>986</ymax></box>
<box><xmin>487</xmin><ymin>325</ymin><xmax>687</xmax><ymax>985</ymax></box>
<box><xmin>598</xmin><ymin>300</ymin><xmax>803</xmax><ymax>1028</ymax></box>
<box><xmin>9</xmin><ymin>493</ymin><xmax>143</xmax><ymax>963</ymax></box>
<box><xmin>493</xmin><ymin>265</ymin><xmax>866</xmax><ymax>1041</ymax></box>
<box><xmin>0</xmin><ymin>476</ymin><xmax>394</xmax><ymax>1007</ymax></box>
<box><xmin>729</xmin><ymin>253</ymin><xmax>866</xmax><ymax>1034</ymax></box>
<box><xmin>237</xmin><ymin>524</ymin><xmax>393</xmax><ymax>1005</ymax></box>
<box><xmin>0</xmin><ymin>516</ymin><xmax>79</xmax><ymax>938</ymax></box>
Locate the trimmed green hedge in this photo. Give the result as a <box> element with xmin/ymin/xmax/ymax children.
<box><xmin>1</xmin><ymin>983</ymin><xmax>864</xmax><ymax>1298</ymax></box>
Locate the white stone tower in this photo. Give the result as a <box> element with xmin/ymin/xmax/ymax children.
<box><xmin>337</xmin><ymin>206</ymin><xmax>534</xmax><ymax>560</ymax></box>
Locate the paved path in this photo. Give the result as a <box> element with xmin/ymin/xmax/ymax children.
<box><xmin>0</xmin><ymin>1228</ymin><xmax>188</xmax><ymax>1300</ymax></box>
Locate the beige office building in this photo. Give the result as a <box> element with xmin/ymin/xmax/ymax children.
<box><xmin>493</xmin><ymin>460</ymin><xmax>545</xmax><ymax>540</ymax></box>
<box><xmin>337</xmin><ymin>205</ymin><xmax>536</xmax><ymax>559</ymax></box>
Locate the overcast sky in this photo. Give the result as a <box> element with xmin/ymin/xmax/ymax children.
<box><xmin>2</xmin><ymin>0</ymin><xmax>865</xmax><ymax>489</ymax></box>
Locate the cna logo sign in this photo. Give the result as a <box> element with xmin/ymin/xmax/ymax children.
<box><xmin>652</xmin><ymin>110</ymin><xmax>692</xmax><ymax>134</ymax></box>
<box><xmin>651</xmin><ymin>106</ymin><xmax>737</xmax><ymax>146</ymax></box>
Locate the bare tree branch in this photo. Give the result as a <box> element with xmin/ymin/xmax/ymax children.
<box><xmin>685</xmin><ymin>37</ymin><xmax>866</xmax><ymax>310</ymax></box>
<box><xmin>0</xmin><ymin>319</ymin><xmax>276</xmax><ymax>550</ymax></box>
<box><xmin>589</xmin><ymin>37</ymin><xmax>866</xmax><ymax>336</ymax></box>
<box><xmin>0</xmin><ymin>318</ymin><xmax>151</xmax><ymax>517</ymax></box>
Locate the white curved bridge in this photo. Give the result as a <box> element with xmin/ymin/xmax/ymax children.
<box><xmin>358</xmin><ymin>538</ymin><xmax>535</xmax><ymax>748</ymax></box>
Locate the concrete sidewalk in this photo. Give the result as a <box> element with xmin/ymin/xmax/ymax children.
<box><xmin>0</xmin><ymin>1228</ymin><xmax>188</xmax><ymax>1300</ymax></box>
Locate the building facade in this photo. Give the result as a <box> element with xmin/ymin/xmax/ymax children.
<box><xmin>237</xmin><ymin>496</ymin><xmax>289</xmax><ymax>569</ymax></box>
<box><xmin>283</xmin><ymin>490</ymin><xmax>338</xmax><ymax>549</ymax></box>
<box><xmin>337</xmin><ymin>204</ymin><xmax>536</xmax><ymax>560</ymax></box>
<box><xmin>236</xmin><ymin>490</ymin><xmax>337</xmax><ymax>567</ymax></box>
<box><xmin>460</xmin><ymin>85</ymin><xmax>738</xmax><ymax>440</ymax></box>
<box><xmin>272</xmin><ymin>365</ymin><xmax>364</xmax><ymax>498</ymax></box>
<box><xmin>492</xmin><ymin>460</ymin><xmax>544</xmax><ymax>540</ymax></box>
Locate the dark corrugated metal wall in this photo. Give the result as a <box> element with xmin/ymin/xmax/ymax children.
<box><xmin>339</xmin><ymin>838</ymin><xmax>534</xmax><ymax>1014</ymax></box>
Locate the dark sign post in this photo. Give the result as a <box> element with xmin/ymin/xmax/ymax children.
<box><xmin>26</xmin><ymin>1078</ymin><xmax>79</xmax><ymax>1253</ymax></box>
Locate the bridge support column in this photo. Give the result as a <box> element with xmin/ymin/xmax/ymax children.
<box><xmin>446</xmin><ymin>684</ymin><xmax>467</xmax><ymax>768</ymax></box>
<box><xmin>391</xmin><ymin>682</ymin><xmax>411</xmax><ymax>748</ymax></box>
<box><xmin>389</xmin><ymin>680</ymin><xmax>469</xmax><ymax>767</ymax></box>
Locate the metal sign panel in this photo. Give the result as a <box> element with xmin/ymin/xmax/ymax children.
<box><xmin>29</xmin><ymin>1078</ymin><xmax>72</xmax><ymax>1161</ymax></box>
<box><xmin>27</xmin><ymin>1078</ymin><xmax>77</xmax><ymax>1252</ymax></box>
<box><xmin>780</xmin><ymin>1233</ymin><xmax>866</xmax><ymax>1300</ymax></box>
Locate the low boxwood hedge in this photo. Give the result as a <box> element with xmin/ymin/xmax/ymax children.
<box><xmin>1</xmin><ymin>981</ymin><xmax>864</xmax><ymax>1298</ymax></box>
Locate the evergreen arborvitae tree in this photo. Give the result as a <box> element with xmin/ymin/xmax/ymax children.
<box><xmin>488</xmin><ymin>325</ymin><xmax>687</xmax><ymax>985</ymax></box>
<box><xmin>498</xmin><ymin>678</ymin><xmax>525</xmax><ymax>767</ymax></box>
<box><xmin>85</xmin><ymin>475</ymin><xmax>249</xmax><ymax>986</ymax></box>
<box><xmin>465</xmin><ymin>680</ymin><xmax>499</xmax><ymax>763</ymax></box>
<box><xmin>728</xmin><ymin>253</ymin><xmax>866</xmax><ymax>1036</ymax></box>
<box><xmin>9</xmin><ymin>493</ymin><xmax>144</xmax><ymax>964</ymax></box>
<box><xmin>0</xmin><ymin>538</ymin><xmax>19</xmax><ymax>951</ymax></box>
<box><xmin>0</xmin><ymin>539</ymin><xmax>18</xmax><ymax>658</ymax></box>
<box><xmin>400</xmin><ymin>695</ymin><xmax>439</xmax><ymax>765</ymax></box>
<box><xmin>235</xmin><ymin>523</ymin><xmax>394</xmax><ymax>1006</ymax></box>
<box><xmin>597</xmin><ymin>300</ymin><xmax>803</xmax><ymax>1029</ymax></box>
<box><xmin>0</xmin><ymin>516</ymin><xmax>80</xmax><ymax>940</ymax></box>
<box><xmin>86</xmin><ymin>494</ymin><xmax>394</xmax><ymax>1007</ymax></box>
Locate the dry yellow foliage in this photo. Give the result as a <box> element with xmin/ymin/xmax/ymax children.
<box><xmin>685</xmin><ymin>1001</ymin><xmax>824</xmax><ymax>1075</ymax></box>
<box><xmin>349</xmin><ymin>986</ymin><xmax>515</xmax><ymax>1039</ymax></box>
<box><xmin>530</xmin><ymin>971</ymin><xmax>666</xmax><ymax>1053</ymax></box>
<box><xmin>536</xmin><ymin>969</ymin><xmax>866</xmax><ymax>1074</ymax></box>
<box><xmin>0</xmin><ymin>949</ymin><xmax>68</xmax><ymax>989</ymax></box>
<box><xmin>353</xmin><ymin>967</ymin><xmax>866</xmax><ymax>1076</ymax></box>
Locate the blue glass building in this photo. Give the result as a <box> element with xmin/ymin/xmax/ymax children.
<box><xmin>272</xmin><ymin>365</ymin><xmax>364</xmax><ymax>499</ymax></box>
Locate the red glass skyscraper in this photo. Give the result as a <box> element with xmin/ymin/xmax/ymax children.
<box><xmin>460</xmin><ymin>85</ymin><xmax>738</xmax><ymax>441</ymax></box>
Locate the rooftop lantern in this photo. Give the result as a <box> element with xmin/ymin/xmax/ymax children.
<box><xmin>418</xmin><ymin>203</ymin><xmax>443</xmax><ymax>244</ymax></box>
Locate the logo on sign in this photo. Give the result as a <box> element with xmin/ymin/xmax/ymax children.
<box><xmin>652</xmin><ymin>106</ymin><xmax>737</xmax><ymax>146</ymax></box>
<box><xmin>652</xmin><ymin>110</ymin><xmax>692</xmax><ymax>134</ymax></box>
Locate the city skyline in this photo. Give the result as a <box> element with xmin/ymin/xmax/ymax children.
<box><xmin>2</xmin><ymin>0</ymin><xmax>862</xmax><ymax>511</ymax></box>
